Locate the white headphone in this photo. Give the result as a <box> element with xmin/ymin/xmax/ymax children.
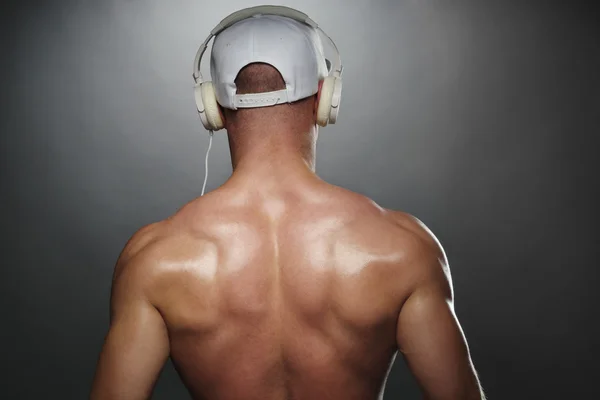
<box><xmin>192</xmin><ymin>5</ymin><xmax>344</xmax><ymax>131</ymax></box>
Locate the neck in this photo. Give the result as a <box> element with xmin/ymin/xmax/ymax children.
<box><xmin>225</xmin><ymin>124</ymin><xmax>320</xmax><ymax>192</ymax></box>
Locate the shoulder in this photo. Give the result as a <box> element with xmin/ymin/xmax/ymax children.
<box><xmin>112</xmin><ymin>216</ymin><xmax>216</xmax><ymax>284</ymax></box>
<box><xmin>385</xmin><ymin>210</ymin><xmax>441</xmax><ymax>248</ymax></box>
<box><xmin>116</xmin><ymin>222</ymin><xmax>165</xmax><ymax>268</ymax></box>
<box><xmin>111</xmin><ymin>220</ymin><xmax>176</xmax><ymax>291</ymax></box>
<box><xmin>105</xmin><ymin>221</ymin><xmax>170</xmax><ymax>315</ymax></box>
<box><xmin>384</xmin><ymin>209</ymin><xmax>453</xmax><ymax>298</ymax></box>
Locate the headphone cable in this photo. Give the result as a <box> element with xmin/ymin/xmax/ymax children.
<box><xmin>201</xmin><ymin>131</ymin><xmax>214</xmax><ymax>196</ymax></box>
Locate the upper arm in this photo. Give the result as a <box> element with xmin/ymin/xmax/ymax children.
<box><xmin>394</xmin><ymin>217</ymin><xmax>484</xmax><ymax>400</ymax></box>
<box><xmin>91</xmin><ymin>230</ymin><xmax>170</xmax><ymax>400</ymax></box>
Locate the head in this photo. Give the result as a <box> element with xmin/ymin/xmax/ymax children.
<box><xmin>218</xmin><ymin>62</ymin><xmax>322</xmax><ymax>171</ymax></box>
<box><xmin>221</xmin><ymin>62</ymin><xmax>321</xmax><ymax>133</ymax></box>
<box><xmin>203</xmin><ymin>11</ymin><xmax>336</xmax><ymax>173</ymax></box>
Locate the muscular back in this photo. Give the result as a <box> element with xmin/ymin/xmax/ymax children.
<box><xmin>91</xmin><ymin>181</ymin><xmax>483</xmax><ymax>400</ymax></box>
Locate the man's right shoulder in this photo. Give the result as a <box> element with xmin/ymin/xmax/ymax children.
<box><xmin>381</xmin><ymin>209</ymin><xmax>453</xmax><ymax>297</ymax></box>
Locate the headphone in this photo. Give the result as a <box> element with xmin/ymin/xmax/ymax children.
<box><xmin>192</xmin><ymin>5</ymin><xmax>344</xmax><ymax>132</ymax></box>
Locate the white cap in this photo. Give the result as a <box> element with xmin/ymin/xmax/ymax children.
<box><xmin>209</xmin><ymin>14</ymin><xmax>330</xmax><ymax>110</ymax></box>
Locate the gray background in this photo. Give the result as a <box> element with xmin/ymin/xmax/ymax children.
<box><xmin>1</xmin><ymin>0</ymin><xmax>598</xmax><ymax>398</ymax></box>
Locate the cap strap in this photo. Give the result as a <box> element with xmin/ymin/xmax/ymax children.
<box><xmin>233</xmin><ymin>89</ymin><xmax>289</xmax><ymax>108</ymax></box>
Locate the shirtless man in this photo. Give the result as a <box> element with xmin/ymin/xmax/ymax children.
<box><xmin>91</xmin><ymin>7</ymin><xmax>485</xmax><ymax>400</ymax></box>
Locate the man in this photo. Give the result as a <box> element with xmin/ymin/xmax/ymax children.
<box><xmin>91</xmin><ymin>8</ymin><xmax>485</xmax><ymax>400</ymax></box>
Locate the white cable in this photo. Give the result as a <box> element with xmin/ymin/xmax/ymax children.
<box><xmin>201</xmin><ymin>131</ymin><xmax>214</xmax><ymax>196</ymax></box>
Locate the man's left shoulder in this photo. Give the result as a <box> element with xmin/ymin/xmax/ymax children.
<box><xmin>112</xmin><ymin>220</ymin><xmax>172</xmax><ymax>281</ymax></box>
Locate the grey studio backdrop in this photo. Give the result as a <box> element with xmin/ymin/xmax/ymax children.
<box><xmin>1</xmin><ymin>0</ymin><xmax>598</xmax><ymax>399</ymax></box>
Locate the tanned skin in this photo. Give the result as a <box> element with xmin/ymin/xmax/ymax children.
<box><xmin>91</xmin><ymin>64</ymin><xmax>485</xmax><ymax>400</ymax></box>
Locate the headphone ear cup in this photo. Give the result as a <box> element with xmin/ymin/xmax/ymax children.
<box><xmin>199</xmin><ymin>82</ymin><xmax>224</xmax><ymax>131</ymax></box>
<box><xmin>194</xmin><ymin>82</ymin><xmax>224</xmax><ymax>131</ymax></box>
<box><xmin>194</xmin><ymin>83</ymin><xmax>210</xmax><ymax>130</ymax></box>
<box><xmin>328</xmin><ymin>77</ymin><xmax>342</xmax><ymax>124</ymax></box>
<box><xmin>316</xmin><ymin>77</ymin><xmax>336</xmax><ymax>127</ymax></box>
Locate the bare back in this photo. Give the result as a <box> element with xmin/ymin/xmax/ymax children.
<box><xmin>151</xmin><ymin>182</ymin><xmax>410</xmax><ymax>399</ymax></box>
<box><xmin>91</xmin><ymin>180</ymin><xmax>483</xmax><ymax>400</ymax></box>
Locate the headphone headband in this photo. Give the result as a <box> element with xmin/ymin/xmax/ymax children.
<box><xmin>212</xmin><ymin>5</ymin><xmax>315</xmax><ymax>34</ymax></box>
<box><xmin>192</xmin><ymin>5</ymin><xmax>343</xmax><ymax>84</ymax></box>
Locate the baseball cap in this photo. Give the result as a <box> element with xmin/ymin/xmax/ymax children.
<box><xmin>209</xmin><ymin>14</ymin><xmax>330</xmax><ymax>110</ymax></box>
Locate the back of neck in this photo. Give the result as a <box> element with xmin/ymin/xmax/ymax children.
<box><xmin>225</xmin><ymin>125</ymin><xmax>320</xmax><ymax>194</ymax></box>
